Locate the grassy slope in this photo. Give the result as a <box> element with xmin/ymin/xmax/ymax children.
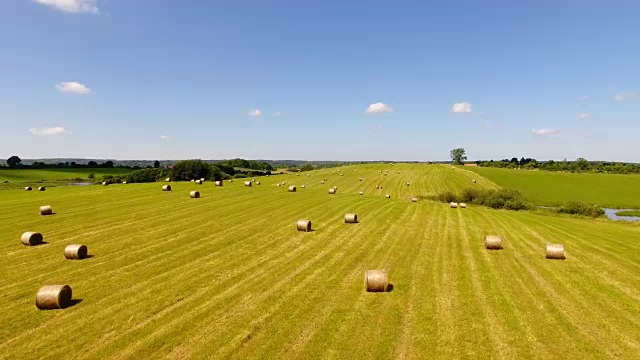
<box><xmin>465</xmin><ymin>166</ymin><xmax>640</xmax><ymax>208</ymax></box>
<box><xmin>1</xmin><ymin>164</ymin><xmax>639</xmax><ymax>359</ymax></box>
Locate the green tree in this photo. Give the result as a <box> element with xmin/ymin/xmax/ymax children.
<box><xmin>153</xmin><ymin>160</ymin><xmax>160</xmax><ymax>168</ymax></box>
<box><xmin>6</xmin><ymin>156</ymin><xmax>21</xmax><ymax>168</ymax></box>
<box><xmin>171</xmin><ymin>159</ymin><xmax>224</xmax><ymax>181</ymax></box>
<box><xmin>449</xmin><ymin>148</ymin><xmax>467</xmax><ymax>165</ymax></box>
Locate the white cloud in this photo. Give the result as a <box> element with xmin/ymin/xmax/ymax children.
<box><xmin>578</xmin><ymin>96</ymin><xmax>590</xmax><ymax>101</ymax></box>
<box><xmin>532</xmin><ymin>128</ymin><xmax>559</xmax><ymax>135</ymax></box>
<box><xmin>34</xmin><ymin>0</ymin><xmax>99</xmax><ymax>14</ymax></box>
<box><xmin>578</xmin><ymin>113</ymin><xmax>589</xmax><ymax>120</ymax></box>
<box><xmin>614</xmin><ymin>92</ymin><xmax>639</xmax><ymax>101</ymax></box>
<box><xmin>364</xmin><ymin>102</ymin><xmax>393</xmax><ymax>114</ymax></box>
<box><xmin>451</xmin><ymin>102</ymin><xmax>472</xmax><ymax>113</ymax></box>
<box><xmin>29</xmin><ymin>127</ymin><xmax>71</xmax><ymax>136</ymax></box>
<box><xmin>248</xmin><ymin>109</ymin><xmax>262</xmax><ymax>117</ymax></box>
<box><xmin>160</xmin><ymin>135</ymin><xmax>169</xmax><ymax>140</ymax></box>
<box><xmin>55</xmin><ymin>81</ymin><xmax>91</xmax><ymax>95</ymax></box>
<box><xmin>274</xmin><ymin>112</ymin><xmax>283</xmax><ymax>116</ymax></box>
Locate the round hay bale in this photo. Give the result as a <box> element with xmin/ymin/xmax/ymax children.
<box><xmin>102</xmin><ymin>182</ymin><xmax>109</xmax><ymax>186</ymax></box>
<box><xmin>460</xmin><ymin>203</ymin><xmax>467</xmax><ymax>208</ymax></box>
<box><xmin>122</xmin><ymin>181</ymin><xmax>127</xmax><ymax>184</ymax></box>
<box><xmin>546</xmin><ymin>244</ymin><xmax>565</xmax><ymax>260</ymax></box>
<box><xmin>484</xmin><ymin>235</ymin><xmax>502</xmax><ymax>250</ymax></box>
<box><xmin>473</xmin><ymin>179</ymin><xmax>477</xmax><ymax>183</ymax></box>
<box><xmin>165</xmin><ymin>178</ymin><xmax>171</xmax><ymax>182</ymax></box>
<box><xmin>320</xmin><ymin>181</ymin><xmax>325</xmax><ymax>184</ymax></box>
<box><xmin>200</xmin><ymin>178</ymin><xmax>205</xmax><ymax>182</ymax></box>
<box><xmin>385</xmin><ymin>194</ymin><xmax>391</xmax><ymax>199</ymax></box>
<box><xmin>406</xmin><ymin>182</ymin><xmax>410</xmax><ymax>186</ymax></box>
<box><xmin>190</xmin><ymin>191</ymin><xmax>200</xmax><ymax>198</ymax></box>
<box><xmin>191</xmin><ymin>179</ymin><xmax>195</xmax><ymax>182</ymax></box>
<box><xmin>449</xmin><ymin>202</ymin><xmax>458</xmax><ymax>208</ymax></box>
<box><xmin>411</xmin><ymin>197</ymin><xmax>418</xmax><ymax>202</ymax></box>
<box><xmin>21</xmin><ymin>232</ymin><xmax>43</xmax><ymax>246</ymax></box>
<box><xmin>35</xmin><ymin>285</ymin><xmax>72</xmax><ymax>310</ymax></box>
<box><xmin>229</xmin><ymin>179</ymin><xmax>233</xmax><ymax>182</ymax></box>
<box><xmin>359</xmin><ymin>191</ymin><xmax>364</xmax><ymax>195</ymax></box>
<box><xmin>384</xmin><ymin>173</ymin><xmax>387</xmax><ymax>176</ymax></box>
<box><xmin>328</xmin><ymin>188</ymin><xmax>336</xmax><ymax>194</ymax></box>
<box><xmin>364</xmin><ymin>270</ymin><xmax>389</xmax><ymax>292</ymax></box>
<box><xmin>359</xmin><ymin>178</ymin><xmax>363</xmax><ymax>181</ymax></box>
<box><xmin>162</xmin><ymin>185</ymin><xmax>172</xmax><ymax>191</ymax></box>
<box><xmin>277</xmin><ymin>184</ymin><xmax>281</xmax><ymax>187</ymax></box>
<box><xmin>25</xmin><ymin>187</ymin><xmax>32</xmax><ymax>191</ymax></box>
<box><xmin>64</xmin><ymin>244</ymin><xmax>88</xmax><ymax>260</ymax></box>
<box><xmin>345</xmin><ymin>213</ymin><xmax>358</xmax><ymax>223</ymax></box>
<box><xmin>215</xmin><ymin>181</ymin><xmax>223</xmax><ymax>186</ymax></box>
<box><xmin>244</xmin><ymin>181</ymin><xmax>252</xmax><ymax>187</ymax></box>
<box><xmin>256</xmin><ymin>181</ymin><xmax>261</xmax><ymax>185</ymax></box>
<box><xmin>301</xmin><ymin>184</ymin><xmax>305</xmax><ymax>188</ymax></box>
<box><xmin>340</xmin><ymin>174</ymin><xmax>344</xmax><ymax>176</ymax></box>
<box><xmin>296</xmin><ymin>219</ymin><xmax>311</xmax><ymax>232</ymax></box>
<box><xmin>266</xmin><ymin>175</ymin><xmax>269</xmax><ymax>177</ymax></box>
<box><xmin>195</xmin><ymin>180</ymin><xmax>203</xmax><ymax>185</ymax></box>
<box><xmin>288</xmin><ymin>185</ymin><xmax>297</xmax><ymax>192</ymax></box>
<box><xmin>38</xmin><ymin>187</ymin><xmax>46</xmax><ymax>191</ymax></box>
<box><xmin>39</xmin><ymin>205</ymin><xmax>53</xmax><ymax>216</ymax></box>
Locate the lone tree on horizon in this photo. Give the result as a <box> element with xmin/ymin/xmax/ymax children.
<box><xmin>6</xmin><ymin>156</ymin><xmax>21</xmax><ymax>168</ymax></box>
<box><xmin>450</xmin><ymin>148</ymin><xmax>467</xmax><ymax>165</ymax></box>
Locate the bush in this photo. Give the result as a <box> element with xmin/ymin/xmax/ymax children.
<box><xmin>557</xmin><ymin>201</ymin><xmax>604</xmax><ymax>218</ymax></box>
<box><xmin>431</xmin><ymin>188</ymin><xmax>531</xmax><ymax>211</ymax></box>
<box><xmin>125</xmin><ymin>168</ymin><xmax>166</xmax><ymax>183</ymax></box>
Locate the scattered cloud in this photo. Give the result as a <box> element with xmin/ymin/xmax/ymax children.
<box><xmin>55</xmin><ymin>81</ymin><xmax>91</xmax><ymax>95</ymax></box>
<box><xmin>614</xmin><ymin>92</ymin><xmax>639</xmax><ymax>101</ymax></box>
<box><xmin>365</xmin><ymin>102</ymin><xmax>393</xmax><ymax>114</ymax></box>
<box><xmin>247</xmin><ymin>109</ymin><xmax>262</xmax><ymax>117</ymax></box>
<box><xmin>578</xmin><ymin>112</ymin><xmax>589</xmax><ymax>120</ymax></box>
<box><xmin>28</xmin><ymin>127</ymin><xmax>71</xmax><ymax>136</ymax></box>
<box><xmin>532</xmin><ymin>128</ymin><xmax>559</xmax><ymax>136</ymax></box>
<box><xmin>451</xmin><ymin>102</ymin><xmax>472</xmax><ymax>113</ymax></box>
<box><xmin>578</xmin><ymin>95</ymin><xmax>590</xmax><ymax>101</ymax></box>
<box><xmin>274</xmin><ymin>112</ymin><xmax>283</xmax><ymax>116</ymax></box>
<box><xmin>34</xmin><ymin>0</ymin><xmax>99</xmax><ymax>14</ymax></box>
<box><xmin>160</xmin><ymin>135</ymin><xmax>169</xmax><ymax>140</ymax></box>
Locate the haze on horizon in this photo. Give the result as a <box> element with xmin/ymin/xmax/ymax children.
<box><xmin>1</xmin><ymin>0</ymin><xmax>639</xmax><ymax>162</ymax></box>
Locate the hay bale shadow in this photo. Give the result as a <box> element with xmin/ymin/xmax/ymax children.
<box><xmin>387</xmin><ymin>284</ymin><xmax>394</xmax><ymax>292</ymax></box>
<box><xmin>66</xmin><ymin>299</ymin><xmax>83</xmax><ymax>308</ymax></box>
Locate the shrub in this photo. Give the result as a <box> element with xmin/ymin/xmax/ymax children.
<box><xmin>557</xmin><ymin>201</ymin><xmax>604</xmax><ymax>218</ymax></box>
<box><xmin>431</xmin><ymin>188</ymin><xmax>531</xmax><ymax>211</ymax></box>
<box><xmin>125</xmin><ymin>168</ymin><xmax>166</xmax><ymax>183</ymax></box>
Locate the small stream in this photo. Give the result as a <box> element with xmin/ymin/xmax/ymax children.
<box><xmin>603</xmin><ymin>209</ymin><xmax>640</xmax><ymax>222</ymax></box>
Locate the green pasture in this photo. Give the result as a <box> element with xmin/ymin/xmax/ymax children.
<box><xmin>464</xmin><ymin>166</ymin><xmax>640</xmax><ymax>208</ymax></box>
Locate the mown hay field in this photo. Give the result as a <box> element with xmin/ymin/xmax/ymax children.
<box><xmin>465</xmin><ymin>166</ymin><xmax>640</xmax><ymax>208</ymax></box>
<box><xmin>1</xmin><ymin>164</ymin><xmax>640</xmax><ymax>359</ymax></box>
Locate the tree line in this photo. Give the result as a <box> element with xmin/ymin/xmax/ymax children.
<box><xmin>477</xmin><ymin>157</ymin><xmax>640</xmax><ymax>174</ymax></box>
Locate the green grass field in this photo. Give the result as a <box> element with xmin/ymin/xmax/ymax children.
<box><xmin>1</xmin><ymin>164</ymin><xmax>640</xmax><ymax>359</ymax></box>
<box><xmin>0</xmin><ymin>168</ymin><xmax>133</xmax><ymax>190</ymax></box>
<box><xmin>464</xmin><ymin>166</ymin><xmax>640</xmax><ymax>208</ymax></box>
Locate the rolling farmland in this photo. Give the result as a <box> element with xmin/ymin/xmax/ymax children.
<box><xmin>465</xmin><ymin>166</ymin><xmax>640</xmax><ymax>208</ymax></box>
<box><xmin>1</xmin><ymin>164</ymin><xmax>640</xmax><ymax>359</ymax></box>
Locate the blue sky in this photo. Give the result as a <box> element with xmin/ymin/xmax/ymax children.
<box><xmin>1</xmin><ymin>0</ymin><xmax>639</xmax><ymax>161</ymax></box>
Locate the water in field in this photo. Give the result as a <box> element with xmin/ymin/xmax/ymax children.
<box><xmin>70</xmin><ymin>182</ymin><xmax>93</xmax><ymax>186</ymax></box>
<box><xmin>603</xmin><ymin>208</ymin><xmax>640</xmax><ymax>222</ymax></box>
